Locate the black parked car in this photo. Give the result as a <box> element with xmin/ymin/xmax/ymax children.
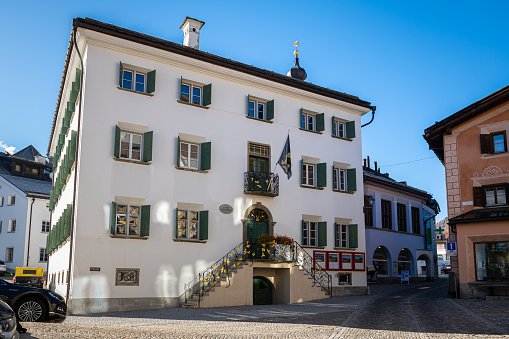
<box><xmin>0</xmin><ymin>279</ymin><xmax>66</xmax><ymax>323</ymax></box>
<box><xmin>0</xmin><ymin>299</ymin><xmax>19</xmax><ymax>338</ymax></box>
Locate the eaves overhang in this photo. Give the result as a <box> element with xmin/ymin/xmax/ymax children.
<box><xmin>48</xmin><ymin>17</ymin><xmax>372</xmax><ymax>154</ymax></box>
<box><xmin>448</xmin><ymin>206</ymin><xmax>509</xmax><ymax>225</ymax></box>
<box><xmin>423</xmin><ymin>84</ymin><xmax>509</xmax><ymax>163</ymax></box>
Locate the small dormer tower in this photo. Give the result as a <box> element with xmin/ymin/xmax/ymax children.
<box><xmin>180</xmin><ymin>17</ymin><xmax>205</xmax><ymax>50</ymax></box>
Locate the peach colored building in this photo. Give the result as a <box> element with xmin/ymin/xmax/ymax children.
<box><xmin>424</xmin><ymin>85</ymin><xmax>509</xmax><ymax>298</ymax></box>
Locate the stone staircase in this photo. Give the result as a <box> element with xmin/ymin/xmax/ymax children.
<box><xmin>180</xmin><ymin>241</ymin><xmax>331</xmax><ymax>308</ymax></box>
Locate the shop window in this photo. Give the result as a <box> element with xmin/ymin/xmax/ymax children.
<box><xmin>475</xmin><ymin>242</ymin><xmax>509</xmax><ymax>281</ymax></box>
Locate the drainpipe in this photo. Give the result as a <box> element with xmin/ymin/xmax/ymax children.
<box><xmin>361</xmin><ymin>106</ymin><xmax>377</xmax><ymax>128</ymax></box>
<box><xmin>65</xmin><ymin>20</ymin><xmax>84</xmax><ymax>304</ymax></box>
<box><xmin>26</xmin><ymin>197</ymin><xmax>35</xmax><ymax>266</ymax></box>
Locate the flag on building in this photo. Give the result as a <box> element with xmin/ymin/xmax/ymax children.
<box><xmin>278</xmin><ymin>135</ymin><xmax>292</xmax><ymax>179</ymax></box>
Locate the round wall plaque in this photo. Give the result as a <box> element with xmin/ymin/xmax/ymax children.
<box><xmin>219</xmin><ymin>204</ymin><xmax>233</xmax><ymax>214</ymax></box>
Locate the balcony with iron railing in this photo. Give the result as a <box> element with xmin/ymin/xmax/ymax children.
<box><xmin>244</xmin><ymin>172</ymin><xmax>279</xmax><ymax>197</ymax></box>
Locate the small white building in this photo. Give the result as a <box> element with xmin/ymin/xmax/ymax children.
<box><xmin>47</xmin><ymin>17</ymin><xmax>375</xmax><ymax>314</ymax></box>
<box><xmin>0</xmin><ymin>146</ymin><xmax>52</xmax><ymax>275</ymax></box>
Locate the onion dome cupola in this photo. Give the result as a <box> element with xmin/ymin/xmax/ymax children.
<box><xmin>287</xmin><ymin>41</ymin><xmax>307</xmax><ymax>81</ymax></box>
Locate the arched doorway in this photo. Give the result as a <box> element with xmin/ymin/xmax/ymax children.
<box><xmin>253</xmin><ymin>276</ymin><xmax>273</xmax><ymax>305</ymax></box>
<box><xmin>373</xmin><ymin>246</ymin><xmax>390</xmax><ymax>275</ymax></box>
<box><xmin>417</xmin><ymin>254</ymin><xmax>431</xmax><ymax>279</ymax></box>
<box><xmin>242</xmin><ymin>202</ymin><xmax>276</xmax><ymax>243</ymax></box>
<box><xmin>247</xmin><ymin>208</ymin><xmax>269</xmax><ymax>241</ymax></box>
<box><xmin>398</xmin><ymin>249</ymin><xmax>413</xmax><ymax>276</ymax></box>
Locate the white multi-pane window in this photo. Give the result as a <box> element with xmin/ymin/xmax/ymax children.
<box><xmin>335</xmin><ymin>224</ymin><xmax>348</xmax><ymax>248</ymax></box>
<box><xmin>122</xmin><ymin>69</ymin><xmax>146</xmax><ymax>92</ymax></box>
<box><xmin>302</xmin><ymin>163</ymin><xmax>315</xmax><ymax>186</ymax></box>
<box><xmin>180</xmin><ymin>83</ymin><xmax>202</xmax><ymax>105</ymax></box>
<box><xmin>333</xmin><ymin>120</ymin><xmax>345</xmax><ymax>138</ymax></box>
<box><xmin>248</xmin><ymin>100</ymin><xmax>265</xmax><ymax>119</ymax></box>
<box><xmin>301</xmin><ymin>112</ymin><xmax>316</xmax><ymax>131</ymax></box>
<box><xmin>42</xmin><ymin>220</ymin><xmax>50</xmax><ymax>233</ymax></box>
<box><xmin>120</xmin><ymin>132</ymin><xmax>142</xmax><ymax>161</ymax></box>
<box><xmin>177</xmin><ymin>210</ymin><xmax>199</xmax><ymax>240</ymax></box>
<box><xmin>8</xmin><ymin>219</ymin><xmax>16</xmax><ymax>233</ymax></box>
<box><xmin>6</xmin><ymin>248</ymin><xmax>13</xmax><ymax>262</ymax></box>
<box><xmin>180</xmin><ymin>142</ymin><xmax>199</xmax><ymax>169</ymax></box>
<box><xmin>39</xmin><ymin>248</ymin><xmax>48</xmax><ymax>262</ymax></box>
<box><xmin>7</xmin><ymin>195</ymin><xmax>15</xmax><ymax>205</ymax></box>
<box><xmin>116</xmin><ymin>204</ymin><xmax>141</xmax><ymax>237</ymax></box>
<box><xmin>302</xmin><ymin>221</ymin><xmax>317</xmax><ymax>247</ymax></box>
<box><xmin>333</xmin><ymin>168</ymin><xmax>347</xmax><ymax>191</ymax></box>
<box><xmin>485</xmin><ymin>186</ymin><xmax>507</xmax><ymax>206</ymax></box>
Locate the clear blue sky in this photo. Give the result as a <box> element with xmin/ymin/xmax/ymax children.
<box><xmin>2</xmin><ymin>1</ymin><xmax>509</xmax><ymax>221</ymax></box>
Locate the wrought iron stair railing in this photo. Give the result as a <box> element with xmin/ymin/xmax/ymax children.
<box><xmin>181</xmin><ymin>240</ymin><xmax>332</xmax><ymax>307</ymax></box>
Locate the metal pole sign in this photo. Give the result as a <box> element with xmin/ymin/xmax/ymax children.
<box><xmin>446</xmin><ymin>242</ymin><xmax>457</xmax><ymax>256</ymax></box>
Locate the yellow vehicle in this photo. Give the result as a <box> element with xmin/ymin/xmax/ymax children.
<box><xmin>13</xmin><ymin>267</ymin><xmax>44</xmax><ymax>288</ymax></box>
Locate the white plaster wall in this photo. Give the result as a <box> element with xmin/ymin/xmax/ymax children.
<box><xmin>0</xmin><ymin>178</ymin><xmax>28</xmax><ymax>272</ymax></box>
<box><xmin>24</xmin><ymin>198</ymin><xmax>50</xmax><ymax>270</ymax></box>
<box><xmin>49</xmin><ymin>34</ymin><xmax>368</xmax><ymax>301</ymax></box>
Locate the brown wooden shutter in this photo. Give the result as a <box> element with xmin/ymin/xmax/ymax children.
<box><xmin>480</xmin><ymin>134</ymin><xmax>492</xmax><ymax>154</ymax></box>
<box><xmin>473</xmin><ymin>186</ymin><xmax>485</xmax><ymax>206</ymax></box>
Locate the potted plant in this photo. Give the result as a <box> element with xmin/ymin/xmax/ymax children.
<box><xmin>257</xmin><ymin>234</ymin><xmax>275</xmax><ymax>245</ymax></box>
<box><xmin>275</xmin><ymin>235</ymin><xmax>293</xmax><ymax>245</ymax></box>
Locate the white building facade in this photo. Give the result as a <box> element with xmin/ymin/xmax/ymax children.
<box><xmin>0</xmin><ymin>148</ymin><xmax>52</xmax><ymax>275</ymax></box>
<box><xmin>47</xmin><ymin>17</ymin><xmax>374</xmax><ymax>314</ymax></box>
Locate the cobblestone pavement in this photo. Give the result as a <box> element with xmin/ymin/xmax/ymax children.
<box><xmin>20</xmin><ymin>278</ymin><xmax>509</xmax><ymax>338</ymax></box>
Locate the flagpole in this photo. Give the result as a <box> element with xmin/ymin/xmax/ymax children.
<box><xmin>267</xmin><ymin>130</ymin><xmax>290</xmax><ymax>192</ymax></box>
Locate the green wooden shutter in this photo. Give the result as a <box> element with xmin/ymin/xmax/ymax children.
<box><xmin>332</xmin><ymin>116</ymin><xmax>336</xmax><ymax>136</ymax></box>
<box><xmin>65</xmin><ymin>204</ymin><xmax>72</xmax><ymax>238</ymax></box>
<box><xmin>347</xmin><ymin>168</ymin><xmax>357</xmax><ymax>192</ymax></box>
<box><xmin>301</xmin><ymin>220</ymin><xmax>305</xmax><ymax>244</ymax></box>
<box><xmin>318</xmin><ymin>222</ymin><xmax>327</xmax><ymax>247</ymax></box>
<box><xmin>46</xmin><ymin>231</ymin><xmax>51</xmax><ymax>253</ymax></box>
<box><xmin>317</xmin><ymin>163</ymin><xmax>327</xmax><ymax>187</ymax></box>
<box><xmin>427</xmin><ymin>228</ymin><xmax>432</xmax><ymax>245</ymax></box>
<box><xmin>346</xmin><ymin>121</ymin><xmax>355</xmax><ymax>139</ymax></box>
<box><xmin>300</xmin><ymin>108</ymin><xmax>305</xmax><ymax>128</ymax></box>
<box><xmin>334</xmin><ymin>223</ymin><xmax>338</xmax><ymax>247</ymax></box>
<box><xmin>316</xmin><ymin>113</ymin><xmax>325</xmax><ymax>132</ymax></box>
<box><xmin>177</xmin><ymin>136</ymin><xmax>181</xmax><ymax>167</ymax></box>
<box><xmin>203</xmin><ymin>84</ymin><xmax>212</xmax><ymax>106</ymax></box>
<box><xmin>119</xmin><ymin>62</ymin><xmax>123</xmax><ymax>87</ymax></box>
<box><xmin>300</xmin><ymin>160</ymin><xmax>304</xmax><ymax>185</ymax></box>
<box><xmin>333</xmin><ymin>166</ymin><xmax>337</xmax><ymax>190</ymax></box>
<box><xmin>200</xmin><ymin>142</ymin><xmax>211</xmax><ymax>170</ymax></box>
<box><xmin>140</xmin><ymin>205</ymin><xmax>150</xmax><ymax>237</ymax></box>
<box><xmin>199</xmin><ymin>210</ymin><xmax>209</xmax><ymax>240</ymax></box>
<box><xmin>110</xmin><ymin>202</ymin><xmax>117</xmax><ymax>235</ymax></box>
<box><xmin>63</xmin><ymin>110</ymin><xmax>70</xmax><ymax>128</ymax></box>
<box><xmin>75</xmin><ymin>68</ymin><xmax>81</xmax><ymax>87</ymax></box>
<box><xmin>143</xmin><ymin>131</ymin><xmax>153</xmax><ymax>162</ymax></box>
<box><xmin>114</xmin><ymin>126</ymin><xmax>121</xmax><ymax>158</ymax></box>
<box><xmin>67</xmin><ymin>100</ymin><xmax>75</xmax><ymax>114</ymax></box>
<box><xmin>348</xmin><ymin>224</ymin><xmax>358</xmax><ymax>248</ymax></box>
<box><xmin>147</xmin><ymin>70</ymin><xmax>156</xmax><ymax>93</ymax></box>
<box><xmin>266</xmin><ymin>100</ymin><xmax>274</xmax><ymax>120</ymax></box>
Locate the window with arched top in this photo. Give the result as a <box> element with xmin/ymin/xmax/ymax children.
<box><xmin>247</xmin><ymin>209</ymin><xmax>269</xmax><ymax>222</ymax></box>
<box><xmin>373</xmin><ymin>246</ymin><xmax>388</xmax><ymax>275</ymax></box>
<box><xmin>398</xmin><ymin>249</ymin><xmax>411</xmax><ymax>275</ymax></box>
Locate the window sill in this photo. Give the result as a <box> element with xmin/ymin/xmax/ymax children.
<box><xmin>173</xmin><ymin>238</ymin><xmax>207</xmax><ymax>243</ymax></box>
<box><xmin>117</xmin><ymin>86</ymin><xmax>154</xmax><ymax>97</ymax></box>
<box><xmin>113</xmin><ymin>157</ymin><xmax>151</xmax><ymax>165</ymax></box>
<box><xmin>177</xmin><ymin>100</ymin><xmax>210</xmax><ymax>109</ymax></box>
<box><xmin>301</xmin><ymin>245</ymin><xmax>326</xmax><ymax>249</ymax></box>
<box><xmin>481</xmin><ymin>152</ymin><xmax>509</xmax><ymax>159</ymax></box>
<box><xmin>300</xmin><ymin>185</ymin><xmax>324</xmax><ymax>190</ymax></box>
<box><xmin>332</xmin><ymin>189</ymin><xmax>354</xmax><ymax>194</ymax></box>
<box><xmin>331</xmin><ymin>135</ymin><xmax>353</xmax><ymax>142</ymax></box>
<box><xmin>175</xmin><ymin>166</ymin><xmax>208</xmax><ymax>174</ymax></box>
<box><xmin>246</xmin><ymin>116</ymin><xmax>273</xmax><ymax>124</ymax></box>
<box><xmin>110</xmin><ymin>235</ymin><xmax>149</xmax><ymax>240</ymax></box>
<box><xmin>7</xmin><ymin>232</ymin><xmax>15</xmax><ymax>234</ymax></box>
<box><xmin>299</xmin><ymin>128</ymin><xmax>323</xmax><ymax>135</ymax></box>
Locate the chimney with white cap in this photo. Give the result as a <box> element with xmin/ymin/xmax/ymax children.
<box><xmin>180</xmin><ymin>17</ymin><xmax>205</xmax><ymax>49</ymax></box>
